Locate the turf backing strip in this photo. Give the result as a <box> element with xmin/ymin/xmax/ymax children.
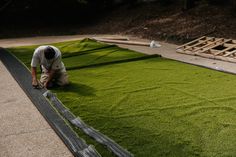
<box><xmin>0</xmin><ymin>48</ymin><xmax>101</xmax><ymax>157</ymax></box>
<box><xmin>44</xmin><ymin>90</ymin><xmax>133</xmax><ymax>157</ymax></box>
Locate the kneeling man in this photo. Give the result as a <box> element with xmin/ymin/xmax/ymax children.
<box><xmin>31</xmin><ymin>45</ymin><xmax>69</xmax><ymax>88</ymax></box>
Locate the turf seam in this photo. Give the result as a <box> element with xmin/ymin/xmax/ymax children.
<box><xmin>44</xmin><ymin>90</ymin><xmax>133</xmax><ymax>157</ymax></box>
<box><xmin>0</xmin><ymin>48</ymin><xmax>101</xmax><ymax>157</ymax></box>
<box><xmin>167</xmin><ymin>57</ymin><xmax>236</xmax><ymax>75</ymax></box>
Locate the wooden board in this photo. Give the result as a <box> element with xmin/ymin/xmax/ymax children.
<box><xmin>176</xmin><ymin>36</ymin><xmax>236</xmax><ymax>63</ymax></box>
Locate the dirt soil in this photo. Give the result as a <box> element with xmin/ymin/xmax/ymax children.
<box><xmin>2</xmin><ymin>2</ymin><xmax>236</xmax><ymax>44</ymax></box>
<box><xmin>78</xmin><ymin>2</ymin><xmax>236</xmax><ymax>44</ymax></box>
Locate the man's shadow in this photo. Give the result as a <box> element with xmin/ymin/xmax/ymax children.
<box><xmin>52</xmin><ymin>82</ymin><xmax>96</xmax><ymax>96</ymax></box>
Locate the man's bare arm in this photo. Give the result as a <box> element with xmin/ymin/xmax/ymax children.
<box><xmin>31</xmin><ymin>67</ymin><xmax>38</xmax><ymax>87</ymax></box>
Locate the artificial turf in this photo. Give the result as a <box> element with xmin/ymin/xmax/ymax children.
<box><xmin>8</xmin><ymin>39</ymin><xmax>236</xmax><ymax>157</ymax></box>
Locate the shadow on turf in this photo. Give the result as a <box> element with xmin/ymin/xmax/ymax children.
<box><xmin>66</xmin><ymin>55</ymin><xmax>160</xmax><ymax>71</ymax></box>
<box><xmin>62</xmin><ymin>45</ymin><xmax>117</xmax><ymax>59</ymax></box>
<box><xmin>52</xmin><ymin>82</ymin><xmax>96</xmax><ymax>96</ymax></box>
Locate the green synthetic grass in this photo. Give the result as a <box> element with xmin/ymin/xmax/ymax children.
<box><xmin>8</xmin><ymin>39</ymin><xmax>236</xmax><ymax>157</ymax></box>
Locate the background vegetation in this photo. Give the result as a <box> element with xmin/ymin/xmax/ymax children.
<box><xmin>1</xmin><ymin>0</ymin><xmax>236</xmax><ymax>19</ymax></box>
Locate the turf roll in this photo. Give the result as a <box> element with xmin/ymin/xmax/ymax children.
<box><xmin>44</xmin><ymin>90</ymin><xmax>133</xmax><ymax>157</ymax></box>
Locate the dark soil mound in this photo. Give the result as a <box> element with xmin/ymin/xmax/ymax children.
<box><xmin>2</xmin><ymin>2</ymin><xmax>236</xmax><ymax>44</ymax></box>
<box><xmin>79</xmin><ymin>2</ymin><xmax>236</xmax><ymax>44</ymax></box>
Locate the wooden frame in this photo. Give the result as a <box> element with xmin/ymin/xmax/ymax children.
<box><xmin>176</xmin><ymin>36</ymin><xmax>236</xmax><ymax>63</ymax></box>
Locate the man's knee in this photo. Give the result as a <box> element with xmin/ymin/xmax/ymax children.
<box><xmin>57</xmin><ymin>72</ymin><xmax>69</xmax><ymax>86</ymax></box>
<box><xmin>58</xmin><ymin>79</ymin><xmax>69</xmax><ymax>86</ymax></box>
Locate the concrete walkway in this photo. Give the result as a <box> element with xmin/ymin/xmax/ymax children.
<box><xmin>1</xmin><ymin>34</ymin><xmax>236</xmax><ymax>157</ymax></box>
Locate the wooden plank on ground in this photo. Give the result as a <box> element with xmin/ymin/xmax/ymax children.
<box><xmin>198</xmin><ymin>39</ymin><xmax>232</xmax><ymax>54</ymax></box>
<box><xmin>184</xmin><ymin>37</ymin><xmax>214</xmax><ymax>51</ymax></box>
<box><xmin>215</xmin><ymin>45</ymin><xmax>236</xmax><ymax>56</ymax></box>
<box><xmin>192</xmin><ymin>38</ymin><xmax>224</xmax><ymax>52</ymax></box>
<box><xmin>223</xmin><ymin>49</ymin><xmax>236</xmax><ymax>57</ymax></box>
<box><xmin>176</xmin><ymin>36</ymin><xmax>206</xmax><ymax>49</ymax></box>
